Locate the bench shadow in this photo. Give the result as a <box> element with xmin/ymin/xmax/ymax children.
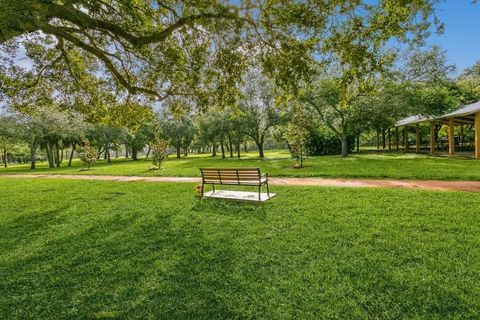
<box><xmin>191</xmin><ymin>197</ymin><xmax>270</xmax><ymax>221</ymax></box>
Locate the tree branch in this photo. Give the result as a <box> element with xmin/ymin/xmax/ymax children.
<box><xmin>41</xmin><ymin>24</ymin><xmax>167</xmax><ymax>99</ymax></box>
<box><xmin>44</xmin><ymin>2</ymin><xmax>240</xmax><ymax>47</ymax></box>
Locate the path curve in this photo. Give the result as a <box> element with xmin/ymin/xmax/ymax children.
<box><xmin>1</xmin><ymin>174</ymin><xmax>480</xmax><ymax>192</ymax></box>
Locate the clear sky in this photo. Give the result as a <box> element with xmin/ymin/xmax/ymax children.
<box><xmin>427</xmin><ymin>0</ymin><xmax>480</xmax><ymax>73</ymax></box>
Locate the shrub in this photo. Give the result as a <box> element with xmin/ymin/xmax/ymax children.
<box><xmin>285</xmin><ymin>109</ymin><xmax>309</xmax><ymax>168</ymax></box>
<box><xmin>151</xmin><ymin>137</ymin><xmax>169</xmax><ymax>170</ymax></box>
<box><xmin>305</xmin><ymin>127</ymin><xmax>355</xmax><ymax>155</ymax></box>
<box><xmin>76</xmin><ymin>143</ymin><xmax>98</xmax><ymax>170</ymax></box>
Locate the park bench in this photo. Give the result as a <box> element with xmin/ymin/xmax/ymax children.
<box><xmin>199</xmin><ymin>167</ymin><xmax>274</xmax><ymax>202</ymax></box>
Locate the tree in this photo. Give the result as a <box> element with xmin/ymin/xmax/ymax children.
<box><xmin>238</xmin><ymin>70</ymin><xmax>282</xmax><ymax>158</ymax></box>
<box><xmin>401</xmin><ymin>46</ymin><xmax>456</xmax><ymax>84</ymax></box>
<box><xmin>12</xmin><ymin>106</ymin><xmax>86</xmax><ymax>169</ymax></box>
<box><xmin>77</xmin><ymin>141</ymin><xmax>98</xmax><ymax>170</ymax></box>
<box><xmin>197</xmin><ymin>110</ymin><xmax>230</xmax><ymax>157</ymax></box>
<box><xmin>0</xmin><ymin>1</ymin><xmax>252</xmax><ymax>100</ymax></box>
<box><xmin>284</xmin><ymin>106</ymin><xmax>309</xmax><ymax>168</ymax></box>
<box><xmin>110</xmin><ymin>101</ymin><xmax>155</xmax><ymax>160</ymax></box>
<box><xmin>298</xmin><ymin>0</ymin><xmax>440</xmax><ymax>157</ymax></box>
<box><xmin>87</xmin><ymin>125</ymin><xmax>125</xmax><ymax>163</ymax></box>
<box><xmin>161</xmin><ymin>114</ymin><xmax>196</xmax><ymax>158</ymax></box>
<box><xmin>302</xmin><ymin>79</ymin><xmax>356</xmax><ymax>157</ymax></box>
<box><xmin>0</xmin><ymin>115</ymin><xmax>20</xmax><ymax>167</ymax></box>
<box><xmin>1</xmin><ymin>1</ymin><xmax>439</xmax><ymax>106</ymax></box>
<box><xmin>456</xmin><ymin>61</ymin><xmax>480</xmax><ymax>105</ymax></box>
<box><xmin>123</xmin><ymin>122</ymin><xmax>154</xmax><ymax>161</ymax></box>
<box><xmin>151</xmin><ymin>136</ymin><xmax>169</xmax><ymax>170</ymax></box>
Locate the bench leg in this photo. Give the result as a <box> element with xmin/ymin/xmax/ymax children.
<box><xmin>266</xmin><ymin>182</ymin><xmax>270</xmax><ymax>197</ymax></box>
<box><xmin>201</xmin><ymin>183</ymin><xmax>204</xmax><ymax>197</ymax></box>
<box><xmin>212</xmin><ymin>184</ymin><xmax>216</xmax><ymax>193</ymax></box>
<box><xmin>258</xmin><ymin>185</ymin><xmax>261</xmax><ymax>201</ymax></box>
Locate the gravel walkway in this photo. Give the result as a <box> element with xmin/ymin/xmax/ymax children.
<box><xmin>2</xmin><ymin>174</ymin><xmax>480</xmax><ymax>192</ymax></box>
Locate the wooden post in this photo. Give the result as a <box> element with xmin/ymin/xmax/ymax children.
<box><xmin>430</xmin><ymin>122</ymin><xmax>436</xmax><ymax>155</ymax></box>
<box><xmin>459</xmin><ymin>124</ymin><xmax>464</xmax><ymax>148</ymax></box>
<box><xmin>448</xmin><ymin>118</ymin><xmax>455</xmax><ymax>156</ymax></box>
<box><xmin>395</xmin><ymin>127</ymin><xmax>399</xmax><ymax>151</ymax></box>
<box><xmin>403</xmin><ymin>127</ymin><xmax>409</xmax><ymax>151</ymax></box>
<box><xmin>416</xmin><ymin>124</ymin><xmax>421</xmax><ymax>152</ymax></box>
<box><xmin>475</xmin><ymin>112</ymin><xmax>480</xmax><ymax>159</ymax></box>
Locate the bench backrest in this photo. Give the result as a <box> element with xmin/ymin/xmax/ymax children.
<box><xmin>200</xmin><ymin>168</ymin><xmax>261</xmax><ymax>184</ymax></box>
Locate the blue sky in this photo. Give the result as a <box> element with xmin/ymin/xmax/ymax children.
<box><xmin>427</xmin><ymin>0</ymin><xmax>480</xmax><ymax>72</ymax></box>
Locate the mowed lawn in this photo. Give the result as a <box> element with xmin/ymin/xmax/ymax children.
<box><xmin>2</xmin><ymin>150</ymin><xmax>480</xmax><ymax>180</ymax></box>
<box><xmin>1</xmin><ymin>178</ymin><xmax>480</xmax><ymax>319</ymax></box>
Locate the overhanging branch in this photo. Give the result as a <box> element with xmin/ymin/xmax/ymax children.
<box><xmin>45</xmin><ymin>2</ymin><xmax>240</xmax><ymax>47</ymax></box>
<box><xmin>41</xmin><ymin>24</ymin><xmax>168</xmax><ymax>99</ymax></box>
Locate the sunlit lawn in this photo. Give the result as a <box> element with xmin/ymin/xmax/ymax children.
<box><xmin>2</xmin><ymin>150</ymin><xmax>480</xmax><ymax>180</ymax></box>
<box><xmin>1</xmin><ymin>178</ymin><xmax>479</xmax><ymax>319</ymax></box>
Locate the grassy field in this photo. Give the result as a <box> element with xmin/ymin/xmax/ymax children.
<box><xmin>1</xmin><ymin>178</ymin><xmax>479</xmax><ymax>319</ymax></box>
<box><xmin>1</xmin><ymin>150</ymin><xmax>480</xmax><ymax>180</ymax></box>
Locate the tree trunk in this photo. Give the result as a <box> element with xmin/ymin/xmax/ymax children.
<box><xmin>68</xmin><ymin>145</ymin><xmax>75</xmax><ymax>167</ymax></box>
<box><xmin>376</xmin><ymin>130</ymin><xmax>380</xmax><ymax>150</ymax></box>
<box><xmin>382</xmin><ymin>129</ymin><xmax>386</xmax><ymax>150</ymax></box>
<box><xmin>46</xmin><ymin>143</ymin><xmax>54</xmax><ymax>168</ymax></box>
<box><xmin>256</xmin><ymin>136</ymin><xmax>265</xmax><ymax>158</ymax></box>
<box><xmin>256</xmin><ymin>142</ymin><xmax>264</xmax><ymax>158</ymax></box>
<box><xmin>55</xmin><ymin>141</ymin><xmax>61</xmax><ymax>167</ymax></box>
<box><xmin>286</xmin><ymin>142</ymin><xmax>292</xmax><ymax>153</ymax></box>
<box><xmin>220</xmin><ymin>141</ymin><xmax>226</xmax><ymax>159</ymax></box>
<box><xmin>104</xmin><ymin>145</ymin><xmax>108</xmax><ymax>160</ymax></box>
<box><xmin>340</xmin><ymin>135</ymin><xmax>348</xmax><ymax>157</ymax></box>
<box><xmin>356</xmin><ymin>135</ymin><xmax>360</xmax><ymax>153</ymax></box>
<box><xmin>212</xmin><ymin>143</ymin><xmax>217</xmax><ymax>157</ymax></box>
<box><xmin>107</xmin><ymin>147</ymin><xmax>111</xmax><ymax>163</ymax></box>
<box><xmin>125</xmin><ymin>145</ymin><xmax>129</xmax><ymax>158</ymax></box>
<box><xmin>176</xmin><ymin>146</ymin><xmax>181</xmax><ymax>158</ymax></box>
<box><xmin>236</xmin><ymin>143</ymin><xmax>241</xmax><ymax>158</ymax></box>
<box><xmin>145</xmin><ymin>146</ymin><xmax>151</xmax><ymax>158</ymax></box>
<box><xmin>388</xmin><ymin>128</ymin><xmax>392</xmax><ymax>151</ymax></box>
<box><xmin>3</xmin><ymin>146</ymin><xmax>7</xmax><ymax>168</ymax></box>
<box><xmin>184</xmin><ymin>148</ymin><xmax>188</xmax><ymax>157</ymax></box>
<box><xmin>131</xmin><ymin>148</ymin><xmax>138</xmax><ymax>160</ymax></box>
<box><xmin>244</xmin><ymin>142</ymin><xmax>248</xmax><ymax>153</ymax></box>
<box><xmin>30</xmin><ymin>141</ymin><xmax>37</xmax><ymax>170</ymax></box>
<box><xmin>228</xmin><ymin>134</ymin><xmax>233</xmax><ymax>158</ymax></box>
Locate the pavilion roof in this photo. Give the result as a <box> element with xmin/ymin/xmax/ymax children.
<box><xmin>437</xmin><ymin>101</ymin><xmax>480</xmax><ymax>119</ymax></box>
<box><xmin>395</xmin><ymin>100</ymin><xmax>480</xmax><ymax>127</ymax></box>
<box><xmin>394</xmin><ymin>114</ymin><xmax>433</xmax><ymax>127</ymax></box>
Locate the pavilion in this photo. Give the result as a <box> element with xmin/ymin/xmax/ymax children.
<box><xmin>394</xmin><ymin>101</ymin><xmax>480</xmax><ymax>159</ymax></box>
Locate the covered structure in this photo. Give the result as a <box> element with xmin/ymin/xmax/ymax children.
<box><xmin>394</xmin><ymin>101</ymin><xmax>480</xmax><ymax>159</ymax></box>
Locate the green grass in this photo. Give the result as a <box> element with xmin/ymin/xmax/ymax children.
<box><xmin>1</xmin><ymin>178</ymin><xmax>480</xmax><ymax>319</ymax></box>
<box><xmin>2</xmin><ymin>150</ymin><xmax>480</xmax><ymax>180</ymax></box>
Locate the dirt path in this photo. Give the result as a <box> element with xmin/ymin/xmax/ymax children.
<box><xmin>1</xmin><ymin>174</ymin><xmax>480</xmax><ymax>192</ymax></box>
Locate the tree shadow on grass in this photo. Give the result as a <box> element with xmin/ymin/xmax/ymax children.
<box><xmin>0</xmin><ymin>207</ymin><xmax>68</xmax><ymax>252</ymax></box>
<box><xmin>1</xmin><ymin>206</ymin><xmax>251</xmax><ymax>319</ymax></box>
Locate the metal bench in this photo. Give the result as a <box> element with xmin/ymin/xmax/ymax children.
<box><xmin>200</xmin><ymin>167</ymin><xmax>271</xmax><ymax>201</ymax></box>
